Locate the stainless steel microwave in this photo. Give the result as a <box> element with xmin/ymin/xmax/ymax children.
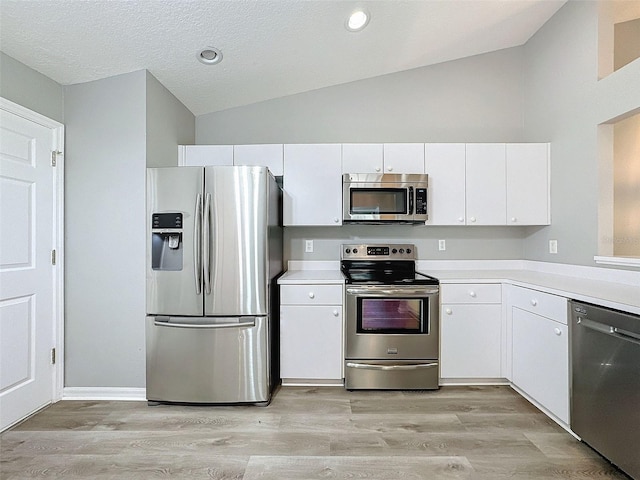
<box><xmin>342</xmin><ymin>173</ymin><xmax>428</xmax><ymax>224</ymax></box>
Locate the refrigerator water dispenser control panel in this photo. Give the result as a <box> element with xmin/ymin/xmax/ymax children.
<box><xmin>152</xmin><ymin>213</ymin><xmax>182</xmax><ymax>229</ymax></box>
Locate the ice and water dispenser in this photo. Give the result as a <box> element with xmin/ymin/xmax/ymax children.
<box><xmin>151</xmin><ymin>213</ymin><xmax>183</xmax><ymax>271</ymax></box>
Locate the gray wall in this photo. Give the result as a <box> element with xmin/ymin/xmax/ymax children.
<box><xmin>197</xmin><ymin>47</ymin><xmax>525</xmax><ymax>145</ymax></box>
<box><xmin>522</xmin><ymin>0</ymin><xmax>640</xmax><ymax>265</ymax></box>
<box><xmin>64</xmin><ymin>71</ymin><xmax>147</xmax><ymax>387</ymax></box>
<box><xmin>0</xmin><ymin>52</ymin><xmax>64</xmax><ymax>122</ymax></box>
<box><xmin>146</xmin><ymin>71</ymin><xmax>195</xmax><ymax>167</ymax></box>
<box><xmin>197</xmin><ymin>47</ymin><xmax>527</xmax><ymax>262</ymax></box>
<box><xmin>64</xmin><ymin>70</ymin><xmax>195</xmax><ymax>388</ymax></box>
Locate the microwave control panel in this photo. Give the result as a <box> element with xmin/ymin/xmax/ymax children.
<box><xmin>415</xmin><ymin>188</ymin><xmax>427</xmax><ymax>215</ymax></box>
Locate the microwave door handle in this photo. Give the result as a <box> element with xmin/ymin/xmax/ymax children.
<box><xmin>408</xmin><ymin>186</ymin><xmax>414</xmax><ymax>215</ymax></box>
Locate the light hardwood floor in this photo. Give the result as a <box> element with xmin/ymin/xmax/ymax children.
<box><xmin>0</xmin><ymin>386</ymin><xmax>630</xmax><ymax>479</ymax></box>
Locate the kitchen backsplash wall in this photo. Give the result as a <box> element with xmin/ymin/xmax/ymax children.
<box><xmin>284</xmin><ymin>226</ymin><xmax>526</xmax><ymax>263</ymax></box>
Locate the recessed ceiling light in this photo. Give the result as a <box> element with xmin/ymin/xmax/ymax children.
<box><xmin>346</xmin><ymin>10</ymin><xmax>370</xmax><ymax>32</ymax></box>
<box><xmin>197</xmin><ymin>47</ymin><xmax>223</xmax><ymax>65</ymax></box>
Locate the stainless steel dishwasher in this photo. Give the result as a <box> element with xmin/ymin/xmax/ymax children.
<box><xmin>570</xmin><ymin>300</ymin><xmax>640</xmax><ymax>479</ymax></box>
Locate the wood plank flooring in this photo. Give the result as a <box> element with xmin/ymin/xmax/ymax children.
<box><xmin>0</xmin><ymin>386</ymin><xmax>630</xmax><ymax>479</ymax></box>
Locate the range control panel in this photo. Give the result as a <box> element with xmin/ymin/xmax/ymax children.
<box><xmin>341</xmin><ymin>244</ymin><xmax>416</xmax><ymax>260</ymax></box>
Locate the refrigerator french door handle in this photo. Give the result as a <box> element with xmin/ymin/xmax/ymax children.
<box><xmin>203</xmin><ymin>192</ymin><xmax>212</xmax><ymax>295</ymax></box>
<box><xmin>194</xmin><ymin>193</ymin><xmax>203</xmax><ymax>295</ymax></box>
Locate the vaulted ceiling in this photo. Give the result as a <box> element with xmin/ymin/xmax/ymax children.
<box><xmin>0</xmin><ymin>0</ymin><xmax>566</xmax><ymax>116</ymax></box>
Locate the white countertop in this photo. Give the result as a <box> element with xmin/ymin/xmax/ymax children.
<box><xmin>277</xmin><ymin>261</ymin><xmax>640</xmax><ymax>315</ymax></box>
<box><xmin>278</xmin><ymin>269</ymin><xmax>345</xmax><ymax>284</ymax></box>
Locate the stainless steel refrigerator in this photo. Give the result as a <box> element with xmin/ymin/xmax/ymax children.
<box><xmin>145</xmin><ymin>166</ymin><xmax>282</xmax><ymax>405</ymax></box>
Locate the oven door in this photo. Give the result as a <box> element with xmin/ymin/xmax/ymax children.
<box><xmin>345</xmin><ymin>285</ymin><xmax>439</xmax><ymax>360</ymax></box>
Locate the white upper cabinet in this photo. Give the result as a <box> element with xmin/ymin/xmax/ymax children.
<box><xmin>465</xmin><ymin>143</ymin><xmax>507</xmax><ymax>225</ymax></box>
<box><xmin>179</xmin><ymin>145</ymin><xmax>233</xmax><ymax>166</ymax></box>
<box><xmin>341</xmin><ymin>143</ymin><xmax>383</xmax><ymax>173</ymax></box>
<box><xmin>283</xmin><ymin>144</ymin><xmax>342</xmax><ymax>226</ymax></box>
<box><xmin>341</xmin><ymin>143</ymin><xmax>425</xmax><ymax>174</ymax></box>
<box><xmin>233</xmin><ymin>144</ymin><xmax>284</xmax><ymax>176</ymax></box>
<box><xmin>383</xmin><ymin>143</ymin><xmax>425</xmax><ymax>173</ymax></box>
<box><xmin>506</xmin><ymin>143</ymin><xmax>550</xmax><ymax>225</ymax></box>
<box><xmin>425</xmin><ymin>143</ymin><xmax>466</xmax><ymax>225</ymax></box>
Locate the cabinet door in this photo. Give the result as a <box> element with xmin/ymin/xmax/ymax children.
<box><xmin>283</xmin><ymin>144</ymin><xmax>342</xmax><ymax>226</ymax></box>
<box><xmin>512</xmin><ymin>307</ymin><xmax>569</xmax><ymax>424</ymax></box>
<box><xmin>465</xmin><ymin>143</ymin><xmax>506</xmax><ymax>225</ymax></box>
<box><xmin>342</xmin><ymin>143</ymin><xmax>383</xmax><ymax>173</ymax></box>
<box><xmin>383</xmin><ymin>143</ymin><xmax>424</xmax><ymax>173</ymax></box>
<box><xmin>280</xmin><ymin>305</ymin><xmax>343</xmax><ymax>380</ymax></box>
<box><xmin>180</xmin><ymin>145</ymin><xmax>233</xmax><ymax>166</ymax></box>
<box><xmin>233</xmin><ymin>144</ymin><xmax>283</xmax><ymax>176</ymax></box>
<box><xmin>506</xmin><ymin>143</ymin><xmax>550</xmax><ymax>225</ymax></box>
<box><xmin>424</xmin><ymin>144</ymin><xmax>466</xmax><ymax>225</ymax></box>
<box><xmin>440</xmin><ymin>304</ymin><xmax>502</xmax><ymax>378</ymax></box>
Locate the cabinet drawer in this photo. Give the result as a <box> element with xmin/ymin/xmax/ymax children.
<box><xmin>509</xmin><ymin>285</ymin><xmax>567</xmax><ymax>324</ymax></box>
<box><xmin>281</xmin><ymin>284</ymin><xmax>343</xmax><ymax>305</ymax></box>
<box><xmin>441</xmin><ymin>284</ymin><xmax>501</xmax><ymax>304</ymax></box>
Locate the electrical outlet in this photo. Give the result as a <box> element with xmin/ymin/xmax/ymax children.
<box><xmin>438</xmin><ymin>239</ymin><xmax>446</xmax><ymax>251</ymax></box>
<box><xmin>305</xmin><ymin>239</ymin><xmax>314</xmax><ymax>253</ymax></box>
<box><xmin>549</xmin><ymin>239</ymin><xmax>558</xmax><ymax>254</ymax></box>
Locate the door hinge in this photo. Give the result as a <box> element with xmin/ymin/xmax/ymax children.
<box><xmin>51</xmin><ymin>249</ymin><xmax>56</xmax><ymax>265</ymax></box>
<box><xmin>51</xmin><ymin>150</ymin><xmax>61</xmax><ymax>166</ymax></box>
<box><xmin>51</xmin><ymin>348</ymin><xmax>56</xmax><ymax>365</ymax></box>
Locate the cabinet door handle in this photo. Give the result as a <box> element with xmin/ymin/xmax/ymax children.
<box><xmin>531</xmin><ymin>299</ymin><xmax>538</xmax><ymax>306</ymax></box>
<box><xmin>445</xmin><ymin>308</ymin><xmax>452</xmax><ymax>315</ymax></box>
<box><xmin>333</xmin><ymin>309</ymin><xmax>339</xmax><ymax>317</ymax></box>
<box><xmin>511</xmin><ymin>217</ymin><xmax>517</xmax><ymax>223</ymax></box>
<box><xmin>470</xmin><ymin>217</ymin><xmax>477</xmax><ymax>223</ymax></box>
<box><xmin>554</xmin><ymin>327</ymin><xmax>562</xmax><ymax>336</ymax></box>
<box><xmin>458</xmin><ymin>217</ymin><xmax>465</xmax><ymax>223</ymax></box>
<box><xmin>386</xmin><ymin>166</ymin><xmax>393</xmax><ymax>172</ymax></box>
<box><xmin>375</xmin><ymin>166</ymin><xmax>381</xmax><ymax>172</ymax></box>
<box><xmin>334</xmin><ymin>217</ymin><xmax>340</xmax><ymax>223</ymax></box>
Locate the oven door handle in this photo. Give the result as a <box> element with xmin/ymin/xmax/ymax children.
<box><xmin>345</xmin><ymin>287</ymin><xmax>438</xmax><ymax>297</ymax></box>
<box><xmin>346</xmin><ymin>362</ymin><xmax>438</xmax><ymax>371</ymax></box>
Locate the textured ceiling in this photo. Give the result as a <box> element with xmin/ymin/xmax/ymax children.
<box><xmin>0</xmin><ymin>0</ymin><xmax>566</xmax><ymax>116</ymax></box>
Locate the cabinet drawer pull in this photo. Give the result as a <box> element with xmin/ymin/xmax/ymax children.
<box><xmin>554</xmin><ymin>327</ymin><xmax>562</xmax><ymax>336</ymax></box>
<box><xmin>308</xmin><ymin>292</ymin><xmax>315</xmax><ymax>299</ymax></box>
<box><xmin>333</xmin><ymin>309</ymin><xmax>339</xmax><ymax>317</ymax></box>
<box><xmin>531</xmin><ymin>299</ymin><xmax>538</xmax><ymax>306</ymax></box>
<box><xmin>445</xmin><ymin>308</ymin><xmax>452</xmax><ymax>315</ymax></box>
<box><xmin>469</xmin><ymin>291</ymin><xmax>477</xmax><ymax>298</ymax></box>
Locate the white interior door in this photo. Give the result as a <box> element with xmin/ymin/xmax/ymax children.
<box><xmin>0</xmin><ymin>106</ymin><xmax>58</xmax><ymax>430</ymax></box>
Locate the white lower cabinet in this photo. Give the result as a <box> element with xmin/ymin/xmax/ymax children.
<box><xmin>440</xmin><ymin>284</ymin><xmax>503</xmax><ymax>380</ymax></box>
<box><xmin>279</xmin><ymin>284</ymin><xmax>343</xmax><ymax>383</ymax></box>
<box><xmin>507</xmin><ymin>285</ymin><xmax>569</xmax><ymax>424</ymax></box>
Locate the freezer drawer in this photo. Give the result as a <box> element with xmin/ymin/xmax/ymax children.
<box><xmin>146</xmin><ymin>316</ymin><xmax>271</xmax><ymax>404</ymax></box>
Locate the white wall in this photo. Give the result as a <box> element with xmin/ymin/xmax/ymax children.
<box><xmin>0</xmin><ymin>52</ymin><xmax>63</xmax><ymax>122</ymax></box>
<box><xmin>614</xmin><ymin>113</ymin><xmax>640</xmax><ymax>256</ymax></box>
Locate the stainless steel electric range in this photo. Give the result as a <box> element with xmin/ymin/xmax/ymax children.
<box><xmin>341</xmin><ymin>244</ymin><xmax>440</xmax><ymax>390</ymax></box>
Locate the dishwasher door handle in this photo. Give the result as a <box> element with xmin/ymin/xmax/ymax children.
<box><xmin>346</xmin><ymin>362</ymin><xmax>438</xmax><ymax>371</ymax></box>
<box><xmin>577</xmin><ymin>318</ymin><xmax>640</xmax><ymax>346</ymax></box>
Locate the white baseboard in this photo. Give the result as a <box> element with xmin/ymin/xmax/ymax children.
<box><xmin>62</xmin><ymin>387</ymin><xmax>146</xmax><ymax>401</ymax></box>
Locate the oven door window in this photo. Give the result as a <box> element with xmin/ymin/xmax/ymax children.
<box><xmin>357</xmin><ymin>297</ymin><xmax>428</xmax><ymax>334</ymax></box>
<box><xmin>350</xmin><ymin>188</ymin><xmax>407</xmax><ymax>215</ymax></box>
